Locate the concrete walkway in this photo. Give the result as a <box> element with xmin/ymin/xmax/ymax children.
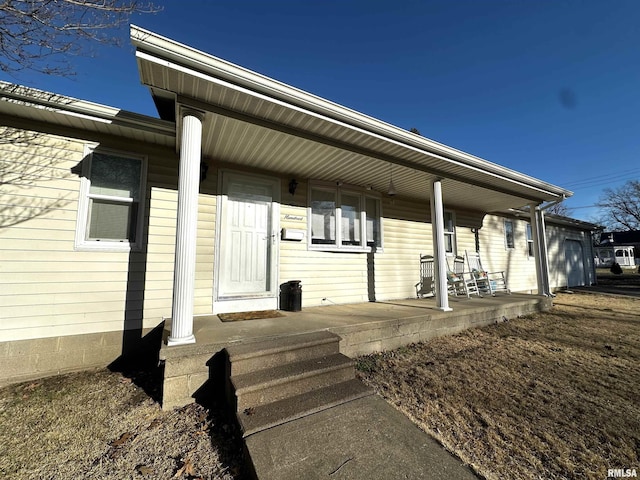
<box><xmin>244</xmin><ymin>394</ymin><xmax>478</xmax><ymax>480</ymax></box>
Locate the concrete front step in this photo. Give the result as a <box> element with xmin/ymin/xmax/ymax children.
<box><xmin>226</xmin><ymin>331</ymin><xmax>340</xmax><ymax>377</ymax></box>
<box><xmin>232</xmin><ymin>353</ymin><xmax>355</xmax><ymax>410</ymax></box>
<box><xmin>238</xmin><ymin>378</ymin><xmax>373</xmax><ymax>437</ymax></box>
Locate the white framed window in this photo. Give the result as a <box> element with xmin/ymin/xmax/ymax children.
<box><xmin>365</xmin><ymin>196</ymin><xmax>382</xmax><ymax>249</ymax></box>
<box><xmin>75</xmin><ymin>147</ymin><xmax>147</xmax><ymax>251</ymax></box>
<box><xmin>504</xmin><ymin>220</ymin><xmax>515</xmax><ymax>249</ymax></box>
<box><xmin>309</xmin><ymin>182</ymin><xmax>382</xmax><ymax>252</ymax></box>
<box><xmin>526</xmin><ymin>224</ymin><xmax>534</xmax><ymax>257</ymax></box>
<box><xmin>444</xmin><ymin>211</ymin><xmax>456</xmax><ymax>255</ymax></box>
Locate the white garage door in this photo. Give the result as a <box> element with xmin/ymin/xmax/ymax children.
<box><xmin>565</xmin><ymin>239</ymin><xmax>586</xmax><ymax>287</ymax></box>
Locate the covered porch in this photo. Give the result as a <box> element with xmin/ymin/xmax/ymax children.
<box><xmin>160</xmin><ymin>293</ymin><xmax>552</xmax><ymax>409</ymax></box>
<box><xmin>131</xmin><ymin>26</ymin><xmax>570</xmax><ymax>351</ymax></box>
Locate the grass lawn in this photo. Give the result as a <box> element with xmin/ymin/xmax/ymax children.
<box><xmin>2</xmin><ymin>291</ymin><xmax>638</xmax><ymax>479</ymax></box>
<box><xmin>0</xmin><ymin>369</ymin><xmax>249</xmax><ymax>479</ymax></box>
<box><xmin>357</xmin><ymin>292</ymin><xmax>640</xmax><ymax>480</ymax></box>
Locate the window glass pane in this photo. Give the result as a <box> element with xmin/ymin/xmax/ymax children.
<box><xmin>311</xmin><ymin>189</ymin><xmax>336</xmax><ymax>244</ymax></box>
<box><xmin>444</xmin><ymin>233</ymin><xmax>454</xmax><ymax>253</ymax></box>
<box><xmin>341</xmin><ymin>193</ymin><xmax>361</xmax><ymax>246</ymax></box>
<box><xmin>526</xmin><ymin>224</ymin><xmax>533</xmax><ymax>257</ymax></box>
<box><xmin>444</xmin><ymin>212</ymin><xmax>454</xmax><ymax>233</ymax></box>
<box><xmin>365</xmin><ymin>197</ymin><xmax>381</xmax><ymax>248</ymax></box>
<box><xmin>90</xmin><ymin>153</ymin><xmax>141</xmax><ymax>200</ymax></box>
<box><xmin>505</xmin><ymin>221</ymin><xmax>514</xmax><ymax>248</ymax></box>
<box><xmin>87</xmin><ymin>198</ymin><xmax>137</xmax><ymax>241</ymax></box>
<box><xmin>443</xmin><ymin>211</ymin><xmax>455</xmax><ymax>254</ymax></box>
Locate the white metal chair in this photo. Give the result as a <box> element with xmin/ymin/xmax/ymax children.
<box><xmin>465</xmin><ymin>250</ymin><xmax>510</xmax><ymax>295</ymax></box>
<box><xmin>415</xmin><ymin>254</ymin><xmax>435</xmax><ymax>298</ymax></box>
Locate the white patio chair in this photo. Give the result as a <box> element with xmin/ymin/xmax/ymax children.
<box><xmin>445</xmin><ymin>255</ymin><xmax>482</xmax><ymax>298</ymax></box>
<box><xmin>450</xmin><ymin>255</ymin><xmax>482</xmax><ymax>298</ymax></box>
<box><xmin>465</xmin><ymin>250</ymin><xmax>510</xmax><ymax>296</ymax></box>
<box><xmin>415</xmin><ymin>254</ymin><xmax>435</xmax><ymax>298</ymax></box>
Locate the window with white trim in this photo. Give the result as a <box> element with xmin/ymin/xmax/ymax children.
<box><xmin>504</xmin><ymin>220</ymin><xmax>515</xmax><ymax>249</ymax></box>
<box><xmin>526</xmin><ymin>223</ymin><xmax>534</xmax><ymax>257</ymax></box>
<box><xmin>309</xmin><ymin>183</ymin><xmax>381</xmax><ymax>251</ymax></box>
<box><xmin>365</xmin><ymin>196</ymin><xmax>381</xmax><ymax>249</ymax></box>
<box><xmin>444</xmin><ymin>211</ymin><xmax>456</xmax><ymax>254</ymax></box>
<box><xmin>76</xmin><ymin>148</ymin><xmax>146</xmax><ymax>251</ymax></box>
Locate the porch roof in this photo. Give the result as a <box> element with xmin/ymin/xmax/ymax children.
<box><xmin>131</xmin><ymin>25</ymin><xmax>572</xmax><ymax>213</ymax></box>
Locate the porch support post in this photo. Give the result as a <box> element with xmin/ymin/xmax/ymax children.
<box><xmin>529</xmin><ymin>203</ymin><xmax>551</xmax><ymax>296</ymax></box>
<box><xmin>431</xmin><ymin>179</ymin><xmax>452</xmax><ymax>311</ymax></box>
<box><xmin>167</xmin><ymin>108</ymin><xmax>204</xmax><ymax>346</ymax></box>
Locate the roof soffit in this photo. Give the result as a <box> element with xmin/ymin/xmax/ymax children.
<box><xmin>131</xmin><ymin>25</ymin><xmax>572</xmax><ymax>207</ymax></box>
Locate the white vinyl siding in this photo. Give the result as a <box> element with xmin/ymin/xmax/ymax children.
<box><xmin>0</xmin><ymin>129</ymin><xmax>181</xmax><ymax>342</ymax></box>
<box><xmin>477</xmin><ymin>215</ymin><xmax>536</xmax><ymax>294</ymax></box>
<box><xmin>280</xmin><ymin>180</ymin><xmax>369</xmax><ymax>306</ymax></box>
<box><xmin>282</xmin><ymin>187</ymin><xmax>480</xmax><ymax>305</ymax></box>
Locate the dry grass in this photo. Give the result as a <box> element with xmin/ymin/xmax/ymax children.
<box><xmin>2</xmin><ymin>290</ymin><xmax>638</xmax><ymax>479</ymax></box>
<box><xmin>0</xmin><ymin>368</ymin><xmax>249</xmax><ymax>479</ymax></box>
<box><xmin>357</xmin><ymin>292</ymin><xmax>640</xmax><ymax>480</ymax></box>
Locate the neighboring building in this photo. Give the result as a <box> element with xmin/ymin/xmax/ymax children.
<box><xmin>0</xmin><ymin>26</ymin><xmax>594</xmax><ymax>385</ymax></box>
<box><xmin>595</xmin><ymin>231</ymin><xmax>640</xmax><ymax>267</ymax></box>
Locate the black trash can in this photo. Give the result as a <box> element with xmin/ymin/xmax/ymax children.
<box><xmin>280</xmin><ymin>280</ymin><xmax>302</xmax><ymax>312</ymax></box>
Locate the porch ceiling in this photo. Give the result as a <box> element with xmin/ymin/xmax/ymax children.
<box><xmin>131</xmin><ymin>26</ymin><xmax>572</xmax><ymax>212</ymax></box>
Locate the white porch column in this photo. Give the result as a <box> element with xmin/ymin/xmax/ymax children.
<box><xmin>529</xmin><ymin>203</ymin><xmax>551</xmax><ymax>296</ymax></box>
<box><xmin>431</xmin><ymin>179</ymin><xmax>452</xmax><ymax>311</ymax></box>
<box><xmin>168</xmin><ymin>109</ymin><xmax>204</xmax><ymax>346</ymax></box>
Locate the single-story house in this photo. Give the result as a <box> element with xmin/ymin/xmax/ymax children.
<box><xmin>0</xmin><ymin>26</ymin><xmax>596</xmax><ymax>387</ymax></box>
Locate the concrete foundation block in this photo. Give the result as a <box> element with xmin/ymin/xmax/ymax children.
<box><xmin>163</xmin><ymin>353</ymin><xmax>212</xmax><ymax>378</ymax></box>
<box><xmin>187</xmin><ymin>372</ymin><xmax>210</xmax><ymax>394</ymax></box>
<box><xmin>8</xmin><ymin>337</ymin><xmax>60</xmax><ymax>356</ymax></box>
<box><xmin>162</xmin><ymin>375</ymin><xmax>190</xmax><ymax>410</ymax></box>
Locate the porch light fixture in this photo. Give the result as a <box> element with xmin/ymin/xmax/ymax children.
<box><xmin>387</xmin><ymin>164</ymin><xmax>397</xmax><ymax>196</ymax></box>
<box><xmin>288</xmin><ymin>178</ymin><xmax>298</xmax><ymax>196</ymax></box>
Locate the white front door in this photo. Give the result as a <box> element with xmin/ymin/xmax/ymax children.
<box><xmin>216</xmin><ymin>172</ymin><xmax>279</xmax><ymax>312</ymax></box>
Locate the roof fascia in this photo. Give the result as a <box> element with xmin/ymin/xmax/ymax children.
<box><xmin>504</xmin><ymin>207</ymin><xmax>598</xmax><ymax>230</ymax></box>
<box><xmin>0</xmin><ymin>81</ymin><xmax>175</xmax><ymax>137</ymax></box>
<box><xmin>136</xmin><ymin>46</ymin><xmax>563</xmax><ymax>202</ymax></box>
<box><xmin>131</xmin><ymin>25</ymin><xmax>572</xmax><ymax>200</ymax></box>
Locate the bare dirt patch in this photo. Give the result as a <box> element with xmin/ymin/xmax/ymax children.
<box><xmin>0</xmin><ymin>368</ymin><xmax>249</xmax><ymax>479</ymax></box>
<box><xmin>357</xmin><ymin>292</ymin><xmax>640</xmax><ymax>480</ymax></box>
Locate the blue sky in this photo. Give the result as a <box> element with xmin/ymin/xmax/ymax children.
<box><xmin>8</xmin><ymin>0</ymin><xmax>640</xmax><ymax>222</ymax></box>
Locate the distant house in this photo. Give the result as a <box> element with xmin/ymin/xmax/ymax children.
<box><xmin>0</xmin><ymin>26</ymin><xmax>596</xmax><ymax>386</ymax></box>
<box><xmin>595</xmin><ymin>231</ymin><xmax>640</xmax><ymax>267</ymax></box>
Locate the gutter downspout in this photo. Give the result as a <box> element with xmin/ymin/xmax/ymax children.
<box><xmin>530</xmin><ymin>196</ymin><xmax>566</xmax><ymax>297</ymax></box>
<box><xmin>540</xmin><ymin>195</ymin><xmax>569</xmax><ymax>295</ymax></box>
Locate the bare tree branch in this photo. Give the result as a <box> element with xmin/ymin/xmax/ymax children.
<box><xmin>596</xmin><ymin>180</ymin><xmax>640</xmax><ymax>231</ymax></box>
<box><xmin>545</xmin><ymin>201</ymin><xmax>572</xmax><ymax>217</ymax></box>
<box><xmin>0</xmin><ymin>0</ymin><xmax>160</xmax><ymax>77</ymax></box>
<box><xmin>0</xmin><ymin>125</ymin><xmax>74</xmax><ymax>227</ymax></box>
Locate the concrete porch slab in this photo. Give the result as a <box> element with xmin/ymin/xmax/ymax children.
<box><xmin>159</xmin><ymin>294</ymin><xmax>552</xmax><ymax>409</ymax></box>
